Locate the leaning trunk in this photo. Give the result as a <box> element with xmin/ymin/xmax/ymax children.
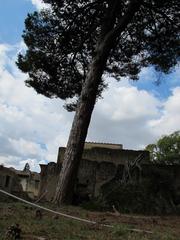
<box><xmin>53</xmin><ymin>40</ymin><xmax>111</xmax><ymax>204</ymax></box>
<box><xmin>53</xmin><ymin>0</ymin><xmax>142</xmax><ymax>204</ymax></box>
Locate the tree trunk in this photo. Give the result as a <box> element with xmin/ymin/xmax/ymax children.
<box><xmin>53</xmin><ymin>40</ymin><xmax>111</xmax><ymax>204</ymax></box>
<box><xmin>53</xmin><ymin>0</ymin><xmax>142</xmax><ymax>205</ymax></box>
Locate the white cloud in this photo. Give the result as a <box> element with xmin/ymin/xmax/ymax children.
<box><xmin>0</xmin><ymin>42</ymin><xmax>179</xmax><ymax>172</ymax></box>
<box><xmin>0</xmin><ymin>43</ymin><xmax>73</xmax><ymax>171</ymax></box>
<box><xmin>88</xmin><ymin>80</ymin><xmax>180</xmax><ymax>149</ymax></box>
<box><xmin>102</xmin><ymin>85</ymin><xmax>160</xmax><ymax>121</ymax></box>
<box><xmin>149</xmin><ymin>87</ymin><xmax>180</xmax><ymax>136</ymax></box>
<box><xmin>87</xmin><ymin>81</ymin><xmax>158</xmax><ymax>149</ymax></box>
<box><xmin>9</xmin><ymin>138</ymin><xmax>44</xmax><ymax>158</ymax></box>
<box><xmin>31</xmin><ymin>0</ymin><xmax>50</xmax><ymax>10</ymax></box>
<box><xmin>0</xmin><ymin>44</ymin><xmax>12</xmax><ymax>72</ymax></box>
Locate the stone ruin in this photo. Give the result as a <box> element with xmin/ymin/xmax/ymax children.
<box><xmin>38</xmin><ymin>142</ymin><xmax>151</xmax><ymax>202</ymax></box>
<box><xmin>0</xmin><ymin>165</ymin><xmax>40</xmax><ymax>200</ymax></box>
<box><xmin>1</xmin><ymin>141</ymin><xmax>180</xmax><ymax>207</ymax></box>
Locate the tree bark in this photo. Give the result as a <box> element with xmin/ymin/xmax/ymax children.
<box><xmin>53</xmin><ymin>0</ymin><xmax>142</xmax><ymax>205</ymax></box>
<box><xmin>53</xmin><ymin>40</ymin><xmax>110</xmax><ymax>204</ymax></box>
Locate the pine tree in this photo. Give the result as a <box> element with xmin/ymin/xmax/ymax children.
<box><xmin>17</xmin><ymin>0</ymin><xmax>180</xmax><ymax>204</ymax></box>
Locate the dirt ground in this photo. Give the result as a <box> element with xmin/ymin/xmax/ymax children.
<box><xmin>87</xmin><ymin>211</ymin><xmax>180</xmax><ymax>234</ymax></box>
<box><xmin>0</xmin><ymin>201</ymin><xmax>180</xmax><ymax>240</ymax></box>
<box><xmin>61</xmin><ymin>206</ymin><xmax>180</xmax><ymax>235</ymax></box>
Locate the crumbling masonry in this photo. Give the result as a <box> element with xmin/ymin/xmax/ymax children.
<box><xmin>39</xmin><ymin>142</ymin><xmax>151</xmax><ymax>202</ymax></box>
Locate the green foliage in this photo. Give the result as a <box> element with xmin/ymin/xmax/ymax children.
<box><xmin>146</xmin><ymin>131</ymin><xmax>180</xmax><ymax>164</ymax></box>
<box><xmin>16</xmin><ymin>0</ymin><xmax>180</xmax><ymax>110</ymax></box>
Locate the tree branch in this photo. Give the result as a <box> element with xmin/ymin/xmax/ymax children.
<box><xmin>104</xmin><ymin>0</ymin><xmax>143</xmax><ymax>45</ymax></box>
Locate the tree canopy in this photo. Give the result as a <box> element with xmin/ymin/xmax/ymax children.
<box><xmin>17</xmin><ymin>0</ymin><xmax>180</xmax><ymax>110</ymax></box>
<box><xmin>146</xmin><ymin>131</ymin><xmax>180</xmax><ymax>164</ymax></box>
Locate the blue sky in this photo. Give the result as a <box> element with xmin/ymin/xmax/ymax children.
<box><xmin>0</xmin><ymin>0</ymin><xmax>35</xmax><ymax>44</ymax></box>
<box><xmin>0</xmin><ymin>0</ymin><xmax>179</xmax><ymax>171</ymax></box>
<box><xmin>133</xmin><ymin>66</ymin><xmax>180</xmax><ymax>100</ymax></box>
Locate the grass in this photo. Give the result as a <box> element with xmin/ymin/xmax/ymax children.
<box><xmin>0</xmin><ymin>201</ymin><xmax>179</xmax><ymax>240</ymax></box>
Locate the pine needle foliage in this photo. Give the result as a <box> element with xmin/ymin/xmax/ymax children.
<box><xmin>17</xmin><ymin>0</ymin><xmax>180</xmax><ymax>110</ymax></box>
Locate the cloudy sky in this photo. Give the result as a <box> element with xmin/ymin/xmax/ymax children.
<box><xmin>0</xmin><ymin>0</ymin><xmax>179</xmax><ymax>172</ymax></box>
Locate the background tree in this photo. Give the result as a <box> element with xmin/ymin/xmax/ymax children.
<box><xmin>23</xmin><ymin>163</ymin><xmax>30</xmax><ymax>172</ymax></box>
<box><xmin>146</xmin><ymin>131</ymin><xmax>180</xmax><ymax>164</ymax></box>
<box><xmin>17</xmin><ymin>0</ymin><xmax>180</xmax><ymax>204</ymax></box>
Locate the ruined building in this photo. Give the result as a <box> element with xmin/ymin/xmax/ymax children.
<box><xmin>0</xmin><ymin>165</ymin><xmax>40</xmax><ymax>200</ymax></box>
<box><xmin>39</xmin><ymin>142</ymin><xmax>150</xmax><ymax>201</ymax></box>
<box><xmin>0</xmin><ymin>165</ymin><xmax>23</xmax><ymax>200</ymax></box>
<box><xmin>2</xmin><ymin>142</ymin><xmax>180</xmax><ymax>206</ymax></box>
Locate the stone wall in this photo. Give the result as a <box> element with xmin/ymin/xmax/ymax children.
<box><xmin>39</xmin><ymin>143</ymin><xmax>150</xmax><ymax>201</ymax></box>
<box><xmin>39</xmin><ymin>162</ymin><xmax>60</xmax><ymax>201</ymax></box>
<box><xmin>38</xmin><ymin>142</ymin><xmax>180</xmax><ymax>206</ymax></box>
<box><xmin>12</xmin><ymin>169</ymin><xmax>40</xmax><ymax>199</ymax></box>
<box><xmin>57</xmin><ymin>146</ymin><xmax>149</xmax><ymax>165</ymax></box>
<box><xmin>84</xmin><ymin>142</ymin><xmax>123</xmax><ymax>150</ymax></box>
<box><xmin>39</xmin><ymin>159</ymin><xmax>117</xmax><ymax>201</ymax></box>
<box><xmin>141</xmin><ymin>164</ymin><xmax>180</xmax><ymax>203</ymax></box>
<box><xmin>0</xmin><ymin>165</ymin><xmax>40</xmax><ymax>200</ymax></box>
<box><xmin>94</xmin><ymin>161</ymin><xmax>117</xmax><ymax>197</ymax></box>
<box><xmin>24</xmin><ymin>175</ymin><xmax>40</xmax><ymax>199</ymax></box>
<box><xmin>0</xmin><ymin>165</ymin><xmax>23</xmax><ymax>200</ymax></box>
